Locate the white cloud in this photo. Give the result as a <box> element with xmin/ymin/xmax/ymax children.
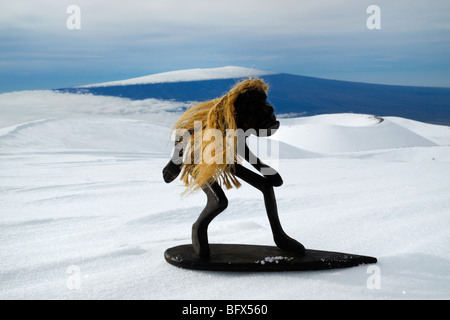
<box><xmin>0</xmin><ymin>90</ymin><xmax>186</xmax><ymax>128</ymax></box>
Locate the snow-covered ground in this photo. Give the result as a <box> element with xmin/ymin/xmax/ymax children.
<box><xmin>0</xmin><ymin>89</ymin><xmax>449</xmax><ymax>300</ymax></box>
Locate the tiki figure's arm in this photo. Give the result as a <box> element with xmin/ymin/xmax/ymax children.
<box><xmin>242</xmin><ymin>140</ymin><xmax>283</xmax><ymax>187</ymax></box>
<box><xmin>162</xmin><ymin>130</ymin><xmax>190</xmax><ymax>183</ymax></box>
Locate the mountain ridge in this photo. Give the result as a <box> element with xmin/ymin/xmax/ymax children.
<box><xmin>55</xmin><ymin>66</ymin><xmax>450</xmax><ymax>126</ymax></box>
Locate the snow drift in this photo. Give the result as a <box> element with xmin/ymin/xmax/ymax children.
<box><xmin>275</xmin><ymin>114</ymin><xmax>440</xmax><ymax>154</ymax></box>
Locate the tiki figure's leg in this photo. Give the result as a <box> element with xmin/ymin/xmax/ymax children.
<box><xmin>192</xmin><ymin>182</ymin><xmax>228</xmax><ymax>258</ymax></box>
<box><xmin>234</xmin><ymin>164</ymin><xmax>305</xmax><ymax>254</ymax></box>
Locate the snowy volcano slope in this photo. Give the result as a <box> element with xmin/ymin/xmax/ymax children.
<box><xmin>81</xmin><ymin>66</ymin><xmax>276</xmax><ymax>87</ymax></box>
<box><xmin>1</xmin><ymin>90</ymin><xmax>450</xmax><ymax>300</ymax></box>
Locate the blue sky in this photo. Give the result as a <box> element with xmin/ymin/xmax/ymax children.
<box><xmin>1</xmin><ymin>0</ymin><xmax>449</xmax><ymax>93</ymax></box>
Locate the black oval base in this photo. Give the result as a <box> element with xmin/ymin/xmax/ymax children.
<box><xmin>164</xmin><ymin>244</ymin><xmax>377</xmax><ymax>272</ymax></box>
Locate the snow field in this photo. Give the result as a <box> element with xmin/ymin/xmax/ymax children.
<box><xmin>1</xmin><ymin>151</ymin><xmax>448</xmax><ymax>299</ymax></box>
<box><xmin>0</xmin><ymin>88</ymin><xmax>449</xmax><ymax>299</ymax></box>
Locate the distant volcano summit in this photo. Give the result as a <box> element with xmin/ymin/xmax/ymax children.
<box><xmin>57</xmin><ymin>66</ymin><xmax>450</xmax><ymax>125</ymax></box>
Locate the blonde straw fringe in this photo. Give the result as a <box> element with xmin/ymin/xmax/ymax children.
<box><xmin>172</xmin><ymin>78</ymin><xmax>269</xmax><ymax>194</ymax></box>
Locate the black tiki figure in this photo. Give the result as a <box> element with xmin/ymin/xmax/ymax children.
<box><xmin>162</xmin><ymin>79</ymin><xmax>305</xmax><ymax>258</ymax></box>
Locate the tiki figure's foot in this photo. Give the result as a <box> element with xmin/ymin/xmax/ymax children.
<box><xmin>274</xmin><ymin>233</ymin><xmax>306</xmax><ymax>255</ymax></box>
